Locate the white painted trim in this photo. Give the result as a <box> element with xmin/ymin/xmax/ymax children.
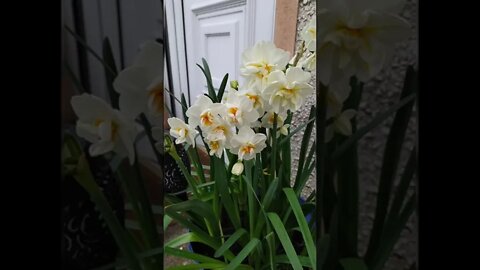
<box><xmin>82</xmin><ymin>0</ymin><xmax>109</xmax><ymax>100</ymax></box>
<box><xmin>252</xmin><ymin>0</ymin><xmax>276</xmax><ymax>43</ymax></box>
<box><xmin>62</xmin><ymin>0</ymin><xmax>81</xmax><ymax>89</ymax></box>
<box><xmin>98</xmin><ymin>0</ymin><xmax>122</xmax><ymax>69</ymax></box>
<box><xmin>191</xmin><ymin>0</ymin><xmax>246</xmax><ymax>15</ymax></box>
<box><xmin>166</xmin><ymin>0</ymin><xmax>190</xmax><ymax>119</ymax></box>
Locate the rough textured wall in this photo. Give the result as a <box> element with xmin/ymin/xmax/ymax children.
<box><xmin>291</xmin><ymin>0</ymin><xmax>418</xmax><ymax>269</ymax></box>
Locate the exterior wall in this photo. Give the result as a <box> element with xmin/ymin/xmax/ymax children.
<box><xmin>292</xmin><ymin>0</ymin><xmax>418</xmax><ymax>269</ymax></box>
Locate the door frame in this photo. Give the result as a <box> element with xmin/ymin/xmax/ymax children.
<box><xmin>164</xmin><ymin>0</ymin><xmax>278</xmax><ymax>120</ymax></box>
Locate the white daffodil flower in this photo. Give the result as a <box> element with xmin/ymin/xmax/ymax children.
<box><xmin>240</xmin><ymin>41</ymin><xmax>290</xmax><ymax>91</ymax></box>
<box><xmin>301</xmin><ymin>17</ymin><xmax>316</xmax><ymax>52</ymax></box>
<box><xmin>325</xmin><ymin>109</ymin><xmax>357</xmax><ymax>142</ymax></box>
<box><xmin>299</xmin><ymin>52</ymin><xmax>316</xmax><ymax>71</ymax></box>
<box><xmin>237</xmin><ymin>87</ymin><xmax>266</xmax><ymax>116</ymax></box>
<box><xmin>317</xmin><ymin>0</ymin><xmax>411</xmax><ymax>85</ymax></box>
<box><xmin>205</xmin><ymin>133</ymin><xmax>227</xmax><ymax>158</ymax></box>
<box><xmin>113</xmin><ymin>41</ymin><xmax>164</xmax><ymax>119</ymax></box>
<box><xmin>221</xmin><ymin>91</ymin><xmax>259</xmax><ymax>128</ymax></box>
<box><xmin>280</xmin><ymin>124</ymin><xmax>290</xmax><ymax>136</ymax></box>
<box><xmin>186</xmin><ymin>95</ymin><xmax>225</xmax><ymax>130</ymax></box>
<box><xmin>263</xmin><ymin>67</ymin><xmax>314</xmax><ymax>114</ymax></box>
<box><xmin>71</xmin><ymin>94</ymin><xmax>137</xmax><ymax>164</ymax></box>
<box><xmin>260</xmin><ymin>111</ymin><xmax>286</xmax><ymax>129</ymax></box>
<box><xmin>167</xmin><ymin>117</ymin><xmax>199</xmax><ymax>147</ymax></box>
<box><xmin>204</xmin><ymin>116</ymin><xmax>235</xmax><ymax>148</ymax></box>
<box><xmin>326</xmin><ymin>81</ymin><xmax>352</xmax><ymax>119</ymax></box>
<box><xmin>230</xmin><ymin>126</ymin><xmax>267</xmax><ymax>161</ymax></box>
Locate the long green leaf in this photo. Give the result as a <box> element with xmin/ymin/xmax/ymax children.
<box><xmin>164</xmin><ymin>209</ymin><xmax>237</xmax><ymax>261</ymax></box>
<box><xmin>164</xmin><ymin>215</ymin><xmax>173</xmax><ymax>231</ymax></box>
<box><xmin>365</xmin><ymin>66</ymin><xmax>417</xmax><ymax>264</ymax></box>
<box><xmin>267</xmin><ymin>213</ymin><xmax>303</xmax><ymax>270</ymax></box>
<box><xmin>167</xmin><ymin>199</ymin><xmax>219</xmax><ymax>237</ymax></box>
<box><xmin>253</xmin><ymin>178</ymin><xmax>279</xmax><ymax>238</ymax></box>
<box><xmin>279</xmin><ymin>117</ymin><xmax>316</xmax><ymax>146</ymax></box>
<box><xmin>370</xmin><ymin>194</ymin><xmax>416</xmax><ymax>270</ymax></box>
<box><xmin>102</xmin><ymin>37</ymin><xmax>119</xmax><ymax>109</ymax></box>
<box><xmin>318</xmin><ymin>235</ymin><xmax>330</xmax><ymax>270</ymax></box>
<box><xmin>339</xmin><ymin>257</ymin><xmax>368</xmax><ymax>270</ymax></box>
<box><xmin>294</xmin><ymin>106</ymin><xmax>316</xmax><ymax>190</ymax></box>
<box><xmin>165</xmin><ymin>232</ymin><xmax>208</xmax><ymax>249</ymax></box>
<box><xmin>225</xmin><ymin>238</ymin><xmax>260</xmax><ymax>270</ymax></box>
<box><xmin>164</xmin><ymin>88</ymin><xmax>189</xmax><ymax>112</ymax></box>
<box><xmin>165</xmin><ymin>246</ymin><xmax>225</xmax><ymax>264</ymax></box>
<box><xmin>73</xmin><ymin>155</ymin><xmax>141</xmax><ymax>270</ymax></box>
<box><xmin>245</xmin><ymin>160</ymin><xmax>257</xmax><ymax>240</ymax></box>
<box><xmin>214</xmin><ymin>228</ymin><xmax>247</xmax><ymax>258</ymax></box>
<box><xmin>197</xmin><ymin>59</ymin><xmax>217</xmax><ymax>102</ymax></box>
<box><xmin>284</xmin><ymin>188</ymin><xmax>316</xmax><ymax>269</ymax></box>
<box><xmin>181</xmin><ymin>92</ymin><xmax>190</xmax><ymax>122</ymax></box>
<box><xmin>217</xmin><ymin>73</ymin><xmax>229</xmax><ymax>101</ymax></box>
<box><xmin>213</xmin><ymin>156</ymin><xmax>241</xmax><ymax>229</ymax></box>
<box><xmin>64</xmin><ymin>62</ymin><xmax>88</xmax><ymax>94</ymax></box>
<box><xmin>275</xmin><ymin>255</ymin><xmax>313</xmax><ymax>268</ymax></box>
<box><xmin>387</xmin><ymin>147</ymin><xmax>417</xmax><ymax>223</ymax></box>
<box><xmin>131</xmin><ymin>155</ymin><xmax>163</xmax><ymax>268</ymax></box>
<box><xmin>337</xmin><ymin>137</ymin><xmax>359</xmax><ymax>257</ymax></box>
<box><xmin>167</xmin><ymin>263</ymin><xmax>227</xmax><ymax>270</ymax></box>
<box><xmin>64</xmin><ymin>25</ymin><xmax>116</xmax><ymax>76</ymax></box>
<box><xmin>331</xmin><ymin>93</ymin><xmax>416</xmax><ymax>161</ymax></box>
<box><xmin>187</xmin><ymin>147</ymin><xmax>206</xmax><ymax>184</ymax></box>
<box><xmin>316</xmin><ymin>81</ymin><xmax>329</xmax><ymax>252</ymax></box>
<box><xmin>266</xmin><ymin>232</ymin><xmax>276</xmax><ymax>270</ymax></box>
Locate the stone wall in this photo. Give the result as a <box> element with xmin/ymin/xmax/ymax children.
<box><xmin>291</xmin><ymin>0</ymin><xmax>418</xmax><ymax>269</ymax></box>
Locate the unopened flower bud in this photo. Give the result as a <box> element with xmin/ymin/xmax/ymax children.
<box><xmin>230</xmin><ymin>80</ymin><xmax>239</xmax><ymax>90</ymax></box>
<box><xmin>232</xmin><ymin>161</ymin><xmax>244</xmax><ymax>176</ymax></box>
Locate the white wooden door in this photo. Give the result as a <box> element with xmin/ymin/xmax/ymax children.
<box><xmin>166</xmin><ymin>0</ymin><xmax>276</xmax><ymax>111</ymax></box>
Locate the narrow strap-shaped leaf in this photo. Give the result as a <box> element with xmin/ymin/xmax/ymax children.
<box><xmin>331</xmin><ymin>93</ymin><xmax>416</xmax><ymax>161</ymax></box>
<box><xmin>284</xmin><ymin>188</ymin><xmax>316</xmax><ymax>269</ymax></box>
<box><xmin>167</xmin><ymin>199</ymin><xmax>219</xmax><ymax>237</ymax></box>
<box><xmin>253</xmin><ymin>178</ymin><xmax>279</xmax><ymax>238</ymax></box>
<box><xmin>165</xmin><ymin>232</ymin><xmax>202</xmax><ymax>248</ymax></box>
<box><xmin>294</xmin><ymin>106</ymin><xmax>316</xmax><ymax>190</ymax></box>
<box><xmin>102</xmin><ymin>37</ymin><xmax>119</xmax><ymax>109</ymax></box>
<box><xmin>337</xmin><ymin>137</ymin><xmax>359</xmax><ymax>257</ymax></box>
<box><xmin>64</xmin><ymin>62</ymin><xmax>88</xmax><ymax>94</ymax></box>
<box><xmin>279</xmin><ymin>117</ymin><xmax>316</xmax><ymax>146</ymax></box>
<box><xmin>370</xmin><ymin>194</ymin><xmax>416</xmax><ymax>270</ymax></box>
<box><xmin>213</xmin><ymin>156</ymin><xmax>242</xmax><ymax>229</ymax></box>
<box><xmin>197</xmin><ymin>58</ymin><xmax>217</xmax><ymax>102</ymax></box>
<box><xmin>339</xmin><ymin>257</ymin><xmax>368</xmax><ymax>270</ymax></box>
<box><xmin>387</xmin><ymin>147</ymin><xmax>417</xmax><ymax>223</ymax></box>
<box><xmin>165</xmin><ymin>246</ymin><xmax>227</xmax><ymax>265</ymax></box>
<box><xmin>266</xmin><ymin>232</ymin><xmax>276</xmax><ymax>270</ymax></box>
<box><xmin>275</xmin><ymin>255</ymin><xmax>313</xmax><ymax>268</ymax></box>
<box><xmin>267</xmin><ymin>213</ymin><xmax>303</xmax><ymax>270</ymax></box>
<box><xmin>164</xmin><ymin>215</ymin><xmax>173</xmax><ymax>231</ymax></box>
<box><xmin>73</xmin><ymin>155</ymin><xmax>141</xmax><ymax>270</ymax></box>
<box><xmin>224</xmin><ymin>238</ymin><xmax>260</xmax><ymax>270</ymax></box>
<box><xmin>318</xmin><ymin>235</ymin><xmax>330</xmax><ymax>270</ymax></box>
<box><xmin>270</xmin><ymin>113</ymin><xmax>278</xmax><ymax>181</ymax></box>
<box><xmin>164</xmin><ymin>209</ymin><xmax>236</xmax><ymax>261</ymax></box>
<box><xmin>214</xmin><ymin>228</ymin><xmax>247</xmax><ymax>258</ymax></box>
<box><xmin>217</xmin><ymin>73</ymin><xmax>229</xmax><ymax>101</ymax></box>
<box><xmin>366</xmin><ymin>66</ymin><xmax>417</xmax><ymax>263</ymax></box>
<box><xmin>181</xmin><ymin>92</ymin><xmax>190</xmax><ymax>122</ymax></box>
<box><xmin>64</xmin><ymin>25</ymin><xmax>116</xmax><ymax>76</ymax></box>
<box><xmin>164</xmin><ymin>88</ymin><xmax>189</xmax><ymax>111</ymax></box>
<box><xmin>245</xmin><ymin>160</ymin><xmax>257</xmax><ymax>240</ymax></box>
